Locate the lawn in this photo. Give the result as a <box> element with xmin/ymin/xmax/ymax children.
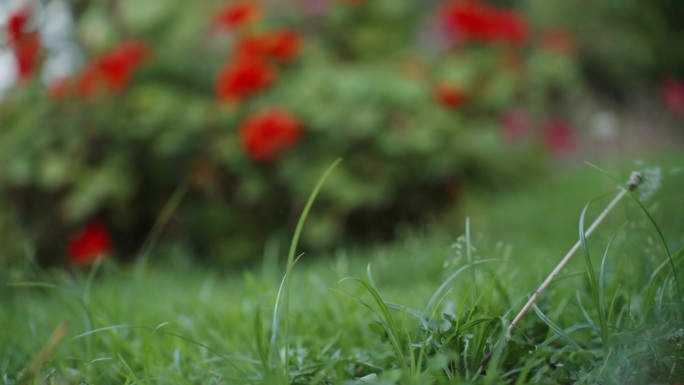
<box><xmin>2</xmin><ymin>151</ymin><xmax>683</xmax><ymax>384</ymax></box>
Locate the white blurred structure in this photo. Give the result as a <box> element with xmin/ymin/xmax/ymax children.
<box><xmin>0</xmin><ymin>0</ymin><xmax>80</xmax><ymax>98</ymax></box>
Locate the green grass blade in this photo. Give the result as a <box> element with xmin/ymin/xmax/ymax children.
<box><xmin>532</xmin><ymin>304</ymin><xmax>582</xmax><ymax>350</ymax></box>
<box><xmin>136</xmin><ymin>184</ymin><xmax>188</xmax><ymax>273</ymax></box>
<box><xmin>384</xmin><ymin>302</ymin><xmax>429</xmax><ymax>320</ymax></box>
<box><xmin>465</xmin><ymin>317</ymin><xmax>500</xmax><ymax>378</ymax></box>
<box><xmin>270</xmin><ymin>158</ymin><xmax>342</xmax><ymax>376</ymax></box>
<box><xmin>575</xmin><ymin>290</ymin><xmax>596</xmax><ymax>327</ymax></box>
<box><xmin>579</xmin><ymin>201</ymin><xmax>608</xmax><ymax>353</ymax></box>
<box><xmin>465</xmin><ymin>217</ymin><xmax>477</xmax><ymax>304</ymax></box>
<box><xmin>286</xmin><ymin>158</ymin><xmax>342</xmax><ymax>271</ymax></box>
<box><xmin>72</xmin><ymin>323</ymin><xmax>257</xmax><ymax>378</ymax></box>
<box><xmin>341</xmin><ymin>277</ymin><xmax>409</xmax><ymax>370</ymax></box>
<box><xmin>538</xmin><ymin>323</ymin><xmax>594</xmax><ymax>348</ymax></box>
<box><xmin>599</xmin><ymin>224</ymin><xmax>627</xmax><ymax>317</ymax></box>
<box><xmin>82</xmin><ymin>256</ymin><xmax>104</xmax><ymax>304</ymax></box>
<box><xmin>624</xmin><ymin>189</ymin><xmax>681</xmax><ymax>298</ymax></box>
<box><xmin>598</xmin><ymin>223</ymin><xmax>627</xmax><ymax>333</ymax></box>
<box><xmin>424</xmin><ymin>259</ymin><xmax>498</xmax><ymax>322</ymax></box>
<box><xmin>254</xmin><ymin>307</ymin><xmax>270</xmax><ymax>378</ymax></box>
<box><xmin>10</xmin><ymin>281</ymin><xmax>95</xmax><ymax>336</ymax></box>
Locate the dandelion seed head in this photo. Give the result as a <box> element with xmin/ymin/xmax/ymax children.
<box><xmin>638</xmin><ymin>167</ymin><xmax>662</xmax><ymax>201</ymax></box>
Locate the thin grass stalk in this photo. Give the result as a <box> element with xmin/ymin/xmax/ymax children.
<box><xmin>71</xmin><ymin>323</ymin><xmax>256</xmax><ymax>377</ymax></box>
<box><xmin>578</xmin><ymin>203</ymin><xmax>608</xmax><ymax>354</ymax></box>
<box><xmin>345</xmin><ymin>277</ymin><xmax>409</xmax><ymax>370</ymax></box>
<box><xmin>465</xmin><ymin>217</ymin><xmax>477</xmax><ymax>304</ymax></box>
<box><xmin>532</xmin><ymin>305</ymin><xmax>582</xmax><ymax>350</ymax></box>
<box><xmin>598</xmin><ymin>226</ymin><xmax>627</xmax><ymax>321</ymax></box>
<box><xmin>423</xmin><ymin>259</ymin><xmax>498</xmax><ymax>324</ymax></box>
<box><xmin>270</xmin><ymin>158</ymin><xmax>342</xmax><ymax>377</ymax></box>
<box><xmin>136</xmin><ymin>184</ymin><xmax>188</xmax><ymax>274</ymax></box>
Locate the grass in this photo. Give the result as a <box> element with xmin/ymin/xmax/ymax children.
<box><xmin>1</xmin><ymin>153</ymin><xmax>683</xmax><ymax>384</ymax></box>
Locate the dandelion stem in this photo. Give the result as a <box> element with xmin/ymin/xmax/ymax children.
<box><xmin>506</xmin><ymin>171</ymin><xmax>643</xmax><ymax>337</ymax></box>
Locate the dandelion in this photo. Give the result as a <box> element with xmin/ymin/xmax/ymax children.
<box><xmin>637</xmin><ymin>167</ymin><xmax>661</xmax><ymax>202</ymax></box>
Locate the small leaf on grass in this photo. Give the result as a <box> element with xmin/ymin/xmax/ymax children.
<box><xmin>369</xmin><ymin>321</ymin><xmax>388</xmax><ymax>340</ymax></box>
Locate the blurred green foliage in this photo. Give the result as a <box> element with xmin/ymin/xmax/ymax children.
<box><xmin>6</xmin><ymin>0</ymin><xmax>664</xmax><ymax>268</ymax></box>
<box><xmin>524</xmin><ymin>0</ymin><xmax>684</xmax><ymax>94</ymax></box>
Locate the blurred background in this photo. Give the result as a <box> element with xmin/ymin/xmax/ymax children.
<box><xmin>0</xmin><ymin>0</ymin><xmax>682</xmax><ymax>269</ymax></box>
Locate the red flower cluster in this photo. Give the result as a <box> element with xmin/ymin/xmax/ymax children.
<box><xmin>236</xmin><ymin>29</ymin><xmax>301</xmax><ymax>62</ymax></box>
<box><xmin>213</xmin><ymin>3</ymin><xmax>302</xmax><ymax>103</ymax></box>
<box><xmin>67</xmin><ymin>222</ymin><xmax>112</xmax><ymax>266</ymax></box>
<box><xmin>239</xmin><ymin>107</ymin><xmax>303</xmax><ymax>161</ymax></box>
<box><xmin>6</xmin><ymin>6</ymin><xmax>40</xmax><ymax>81</ymax></box>
<box><xmin>215</xmin><ymin>55</ymin><xmax>275</xmax><ymax>102</ymax></box>
<box><xmin>215</xmin><ymin>28</ymin><xmax>302</xmax><ymax>102</ymax></box>
<box><xmin>50</xmin><ymin>41</ymin><xmax>149</xmax><ymax>99</ymax></box>
<box><xmin>75</xmin><ymin>41</ymin><xmax>150</xmax><ymax>98</ymax></box>
<box><xmin>437</xmin><ymin>0</ymin><xmax>529</xmax><ymax>45</ymax></box>
<box><xmin>213</xmin><ymin>1</ymin><xmax>261</xmax><ymax>30</ymax></box>
<box><xmin>434</xmin><ymin>82</ymin><xmax>467</xmax><ymax>108</ymax></box>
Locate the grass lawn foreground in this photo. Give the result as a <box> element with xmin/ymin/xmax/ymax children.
<box><xmin>1</xmin><ymin>153</ymin><xmax>683</xmax><ymax>384</ymax></box>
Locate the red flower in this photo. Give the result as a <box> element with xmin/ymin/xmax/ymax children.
<box><xmin>263</xmin><ymin>29</ymin><xmax>301</xmax><ymax>62</ymax></box>
<box><xmin>67</xmin><ymin>222</ymin><xmax>112</xmax><ymax>266</ymax></box>
<box><xmin>6</xmin><ymin>6</ymin><xmax>31</xmax><ymax>44</ymax></box>
<box><xmin>236</xmin><ymin>29</ymin><xmax>302</xmax><ymax>62</ymax></box>
<box><xmin>437</xmin><ymin>0</ymin><xmax>529</xmax><ymax>45</ymax></box>
<box><xmin>434</xmin><ymin>82</ymin><xmax>466</xmax><ymax>108</ymax></box>
<box><xmin>98</xmin><ymin>41</ymin><xmax>149</xmax><ymax>92</ymax></box>
<box><xmin>660</xmin><ymin>77</ymin><xmax>684</xmax><ymax>116</ymax></box>
<box><xmin>6</xmin><ymin>6</ymin><xmax>40</xmax><ymax>81</ymax></box>
<box><xmin>13</xmin><ymin>33</ymin><xmax>40</xmax><ymax>81</ymax></box>
<box><xmin>235</xmin><ymin>34</ymin><xmax>268</xmax><ymax>58</ymax></box>
<box><xmin>213</xmin><ymin>1</ymin><xmax>261</xmax><ymax>30</ymax></box>
<box><xmin>75</xmin><ymin>40</ymin><xmax>149</xmax><ymax>98</ymax></box>
<box><xmin>541</xmin><ymin>118</ymin><xmax>576</xmax><ymax>155</ymax></box>
<box><xmin>215</xmin><ymin>55</ymin><xmax>275</xmax><ymax>102</ymax></box>
<box><xmin>239</xmin><ymin>107</ymin><xmax>303</xmax><ymax>161</ymax></box>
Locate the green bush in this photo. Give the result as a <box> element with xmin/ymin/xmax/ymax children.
<box><xmin>524</xmin><ymin>0</ymin><xmax>684</xmax><ymax>93</ymax></box>
<box><xmin>0</xmin><ymin>0</ymin><xmax>582</xmax><ymax>267</ymax></box>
